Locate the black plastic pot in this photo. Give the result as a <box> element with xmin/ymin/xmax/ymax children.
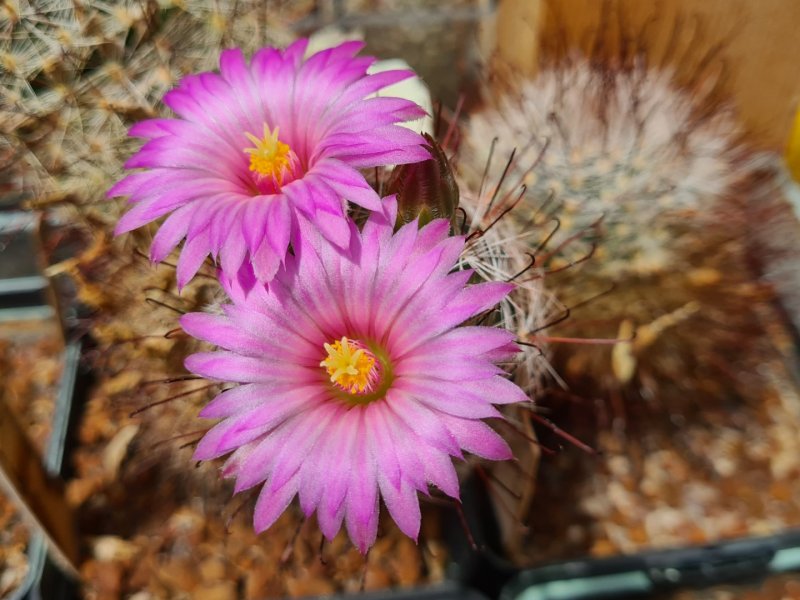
<box><xmin>1</xmin><ymin>207</ymin><xmax>82</xmax><ymax>599</ymax></box>
<box><xmin>500</xmin><ymin>530</ymin><xmax>800</xmax><ymax>600</ymax></box>
<box><xmin>10</xmin><ymin>340</ymin><xmax>86</xmax><ymax>600</ymax></box>
<box><xmin>330</xmin><ymin>582</ymin><xmax>491</xmax><ymax>600</ymax></box>
<box><xmin>448</xmin><ymin>474</ymin><xmax>800</xmax><ymax>600</ymax></box>
<box><xmin>0</xmin><ymin>212</ymin><xmax>57</xmax><ymax>324</ymax></box>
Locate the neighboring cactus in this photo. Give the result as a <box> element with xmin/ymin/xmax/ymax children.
<box><xmin>457</xmin><ymin>165</ymin><xmax>598</xmax><ymax>560</ymax></box>
<box><xmin>458</xmin><ymin>181</ymin><xmax>556</xmax><ymax>380</ymax></box>
<box><xmin>457</xmin><ymin>7</ymin><xmax>794</xmax><ymax>563</ymax></box>
<box><xmin>465</xmin><ymin>57</ymin><xmax>762</xmax><ymax>279</ymax></box>
<box><xmin>0</xmin><ymin>0</ymin><xmax>312</xmax><ymax>215</ymax></box>
<box><xmin>459</xmin><ymin>21</ymin><xmax>779</xmax><ymax>396</ymax></box>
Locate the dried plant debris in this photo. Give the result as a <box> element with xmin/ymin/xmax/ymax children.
<box><xmin>0</xmin><ymin>492</ymin><xmax>30</xmax><ymax>598</ymax></box>
<box><xmin>484</xmin><ymin>144</ymin><xmax>798</xmax><ymax>566</ymax></box>
<box><xmin>517</xmin><ymin>288</ymin><xmax>800</xmax><ymax>565</ymax></box>
<box><xmin>78</xmin><ymin>501</ymin><xmax>445</xmax><ymax>599</ymax></box>
<box><xmin>0</xmin><ymin>329</ymin><xmax>63</xmax><ymax>455</ymax></box>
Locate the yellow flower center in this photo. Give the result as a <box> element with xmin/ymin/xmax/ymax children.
<box><xmin>244</xmin><ymin>124</ymin><xmax>292</xmax><ymax>181</ymax></box>
<box><xmin>320</xmin><ymin>337</ymin><xmax>378</xmax><ymax>395</ymax></box>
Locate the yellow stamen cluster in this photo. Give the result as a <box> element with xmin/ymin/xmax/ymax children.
<box><xmin>320</xmin><ymin>337</ymin><xmax>377</xmax><ymax>394</ymax></box>
<box><xmin>244</xmin><ymin>124</ymin><xmax>291</xmax><ymax>181</ymax></box>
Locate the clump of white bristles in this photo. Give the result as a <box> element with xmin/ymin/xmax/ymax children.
<box><xmin>465</xmin><ymin>57</ymin><xmax>756</xmax><ymax>277</ymax></box>
<box><xmin>457</xmin><ymin>178</ymin><xmax>567</xmax><ymax>394</ymax></box>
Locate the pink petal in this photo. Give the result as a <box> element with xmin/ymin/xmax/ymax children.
<box><xmin>422</xmin><ymin>450</ymin><xmax>460</xmax><ymax>499</ymax></box>
<box><xmin>176</xmin><ymin>229</ymin><xmax>211</xmax><ymax>289</ymax></box>
<box><xmin>253</xmin><ymin>474</ymin><xmax>298</xmax><ymax>533</ymax></box>
<box><xmin>149</xmin><ymin>206</ymin><xmax>191</xmax><ymax>262</ymax></box>
<box><xmin>198</xmin><ymin>384</ymin><xmax>279</xmax><ymax>419</ymax></box>
<box><xmin>250</xmin><ymin>237</ymin><xmax>282</xmax><ymax>283</ymax></box>
<box><xmin>185</xmin><ymin>351</ymin><xmax>307</xmax><ymax>383</ymax></box>
<box><xmin>439</xmin><ymin>415</ymin><xmax>513</xmax><ymax>461</ymax></box>
<box><xmin>378</xmin><ymin>475</ymin><xmax>421</xmax><ymax>541</ymax></box>
<box><xmin>385</xmin><ymin>390</ymin><xmax>461</xmax><ymax>456</ymax></box>
<box><xmin>316</xmin><ymin>409</ymin><xmax>359</xmax><ymax>540</ymax></box>
<box><xmin>263</xmin><ymin>403</ymin><xmax>342</xmax><ymax>495</ymax></box>
<box><xmin>193</xmin><ymin>388</ymin><xmax>321</xmax><ymax>461</ymax></box>
<box><xmin>344</xmin><ymin>411</ymin><xmax>379</xmax><ymax>553</ymax></box>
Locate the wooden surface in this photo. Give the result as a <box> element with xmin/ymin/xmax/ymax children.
<box><xmin>494</xmin><ymin>0</ymin><xmax>800</xmax><ymax>149</ymax></box>
<box><xmin>0</xmin><ymin>398</ymin><xmax>79</xmax><ymax>576</ymax></box>
<box><xmin>493</xmin><ymin>0</ymin><xmax>542</xmax><ymax>79</ymax></box>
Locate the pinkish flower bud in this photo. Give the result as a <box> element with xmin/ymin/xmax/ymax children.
<box><xmin>387</xmin><ymin>133</ymin><xmax>459</xmax><ymax>231</ymax></box>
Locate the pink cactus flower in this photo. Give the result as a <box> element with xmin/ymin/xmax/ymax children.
<box><xmin>180</xmin><ymin>198</ymin><xmax>529</xmax><ymax>552</ymax></box>
<box><xmin>110</xmin><ymin>39</ymin><xmax>429</xmax><ymax>286</ymax></box>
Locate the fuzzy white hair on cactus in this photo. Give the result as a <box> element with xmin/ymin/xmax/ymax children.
<box><xmin>466</xmin><ymin>58</ymin><xmax>756</xmax><ymax>276</ymax></box>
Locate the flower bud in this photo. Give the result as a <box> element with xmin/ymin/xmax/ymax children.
<box><xmin>387</xmin><ymin>133</ymin><xmax>459</xmax><ymax>231</ymax></box>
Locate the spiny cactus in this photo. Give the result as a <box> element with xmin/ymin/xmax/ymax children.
<box><xmin>455</xmin><ymin>3</ymin><xmax>798</xmax><ymax>563</ymax></box>
<box><xmin>457</xmin><ymin>176</ymin><xmax>566</xmax><ymax>393</ymax></box>
<box><xmin>465</xmin><ymin>57</ymin><xmax>762</xmax><ymax>278</ymax></box>
<box><xmin>0</xmin><ymin>0</ymin><xmax>312</xmax><ymax>215</ymax></box>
